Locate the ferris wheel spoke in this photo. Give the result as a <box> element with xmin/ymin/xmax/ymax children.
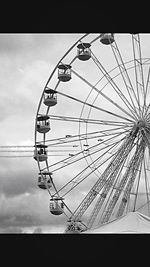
<box><xmin>143</xmin><ymin>155</ymin><xmax>150</xmax><ymax>216</ymax></box>
<box><xmin>48</xmin><ymin>138</ymin><xmax>127</xmax><ymax>185</ymax></box>
<box><xmin>55</xmin><ymin>89</ymin><xmax>133</xmax><ymax>123</ymax></box>
<box><xmin>87</xmin><ymin>136</ymin><xmax>140</xmax><ymax>227</ymax></box>
<box><xmin>42</xmin><ymin>127</ymin><xmax>130</xmax><ymax>148</ymax></box>
<box><xmin>71</xmin><ymin>130</ymin><xmax>138</xmax><ymax>221</ymax></box>
<box><xmin>110</xmin><ymin>40</ymin><xmax>140</xmax><ymax>119</ymax></box>
<box><xmin>87</xmin><ymin>151</ymin><xmax>128</xmax><ymax>228</ymax></box>
<box><xmin>143</xmin><ymin>66</ymin><xmax>150</xmax><ymax>118</ymax></box>
<box><xmin>70</xmin><ymin>67</ymin><xmax>136</xmax><ymax>121</ymax></box>
<box><xmin>97</xmin><ymin>157</ymin><xmax>127</xmax><ymax>226</ymax></box>
<box><xmin>60</xmin><ymin>61</ymin><xmax>134</xmax><ymax>119</ymax></box>
<box><xmin>91</xmin><ymin>128</ymin><xmax>130</xmax><ymax>153</ymax></box>
<box><xmin>90</xmin><ymin>52</ymin><xmax>138</xmax><ymax>120</ymax></box>
<box><xmin>99</xmin><ymin>136</ymin><xmax>141</xmax><ymax>224</ymax></box>
<box><xmin>34</xmin><ymin>34</ymin><xmax>150</xmax><ymax>232</ymax></box>
<box><xmin>51</xmin><ymin>135</ymin><xmax>123</xmax><ymax>198</ymax></box>
<box><xmin>132</xmin><ymin>154</ymin><xmax>143</xmax><ymax>212</ymax></box>
<box><xmin>79</xmin><ymin>128</ymin><xmax>127</xmax><ymax>178</ymax></box>
<box><xmin>132</xmin><ymin>34</ymin><xmax>145</xmax><ymax>117</ymax></box>
<box><xmin>41</xmin><ymin>139</ymin><xmax>110</xmax><ymax>172</ymax></box>
<box><xmin>50</xmin><ymin>125</ymin><xmax>129</xmax><ymax>175</ymax></box>
<box><xmin>40</xmin><ymin>132</ymin><xmax>114</xmax><ymax>149</ymax></box>
<box><xmin>39</xmin><ymin>131</ymin><xmax>104</xmax><ymax>148</ymax></box>
<box><xmin>43</xmin><ymin>33</ymin><xmax>89</xmax><ymax>88</ymax></box>
<box><xmin>116</xmin><ymin>139</ymin><xmax>146</xmax><ymax>218</ymax></box>
<box><xmin>42</xmin><ymin>131</ymin><xmax>127</xmax><ymax>174</ymax></box>
<box><xmin>49</xmin><ymin>114</ymin><xmax>133</xmax><ymax>127</ymax></box>
<box><xmin>144</xmin><ymin>67</ymin><xmax>150</xmax><ymax>114</ymax></box>
<box><xmin>60</xmin><ymin>138</ymin><xmax>123</xmax><ymax>198</ymax></box>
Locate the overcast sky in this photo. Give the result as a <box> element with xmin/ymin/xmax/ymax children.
<box><xmin>0</xmin><ymin>34</ymin><xmax>85</xmax><ymax>233</ymax></box>
<box><xmin>1</xmin><ymin>34</ymin><xmax>150</xmax><ymax>233</ymax></box>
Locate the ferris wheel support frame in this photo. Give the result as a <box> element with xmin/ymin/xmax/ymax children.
<box><xmin>34</xmin><ymin>33</ymin><xmax>150</xmax><ymax>233</ymax></box>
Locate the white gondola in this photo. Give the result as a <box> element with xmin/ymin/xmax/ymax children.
<box><xmin>33</xmin><ymin>144</ymin><xmax>48</xmax><ymax>162</ymax></box>
<box><xmin>36</xmin><ymin>115</ymin><xmax>50</xmax><ymax>133</ymax></box>
<box><xmin>34</xmin><ymin>33</ymin><xmax>150</xmax><ymax>233</ymax></box>
<box><xmin>58</xmin><ymin>64</ymin><xmax>72</xmax><ymax>82</ymax></box>
<box><xmin>100</xmin><ymin>33</ymin><xmax>115</xmax><ymax>45</ymax></box>
<box><xmin>38</xmin><ymin>172</ymin><xmax>53</xmax><ymax>189</ymax></box>
<box><xmin>49</xmin><ymin>197</ymin><xmax>64</xmax><ymax>215</ymax></box>
<box><xmin>77</xmin><ymin>43</ymin><xmax>91</xmax><ymax>61</ymax></box>
<box><xmin>44</xmin><ymin>88</ymin><xmax>57</xmax><ymax>107</ymax></box>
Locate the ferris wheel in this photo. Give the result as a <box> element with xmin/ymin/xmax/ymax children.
<box><xmin>34</xmin><ymin>33</ymin><xmax>150</xmax><ymax>233</ymax></box>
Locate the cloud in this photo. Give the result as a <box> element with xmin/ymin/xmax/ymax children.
<box><xmin>0</xmin><ymin>34</ymin><xmax>56</xmax><ymax>57</ymax></box>
<box><xmin>0</xmin><ymin>181</ymin><xmax>68</xmax><ymax>232</ymax></box>
<box><xmin>0</xmin><ymin>226</ymin><xmax>23</xmax><ymax>233</ymax></box>
<box><xmin>1</xmin><ymin>33</ymin><xmax>150</xmax><ymax>234</ymax></box>
<box><xmin>0</xmin><ymin>34</ymin><xmax>32</xmax><ymax>54</ymax></box>
<box><xmin>0</xmin><ymin>156</ymin><xmax>37</xmax><ymax>197</ymax></box>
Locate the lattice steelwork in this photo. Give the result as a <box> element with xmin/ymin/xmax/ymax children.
<box><xmin>34</xmin><ymin>34</ymin><xmax>150</xmax><ymax>233</ymax></box>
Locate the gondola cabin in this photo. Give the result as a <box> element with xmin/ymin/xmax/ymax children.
<box><xmin>100</xmin><ymin>33</ymin><xmax>115</xmax><ymax>45</ymax></box>
<box><xmin>44</xmin><ymin>88</ymin><xmax>57</xmax><ymax>107</ymax></box>
<box><xmin>33</xmin><ymin>144</ymin><xmax>48</xmax><ymax>162</ymax></box>
<box><xmin>58</xmin><ymin>64</ymin><xmax>72</xmax><ymax>82</ymax></box>
<box><xmin>49</xmin><ymin>197</ymin><xmax>64</xmax><ymax>215</ymax></box>
<box><xmin>38</xmin><ymin>172</ymin><xmax>53</xmax><ymax>189</ymax></box>
<box><xmin>77</xmin><ymin>43</ymin><xmax>91</xmax><ymax>61</ymax></box>
<box><xmin>36</xmin><ymin>115</ymin><xmax>50</xmax><ymax>133</ymax></box>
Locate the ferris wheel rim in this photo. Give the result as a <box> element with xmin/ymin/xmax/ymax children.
<box><xmin>34</xmin><ymin>33</ymin><xmax>150</xmax><ymax>232</ymax></box>
<box><xmin>78</xmin><ymin>56</ymin><xmax>150</xmax><ymax>178</ymax></box>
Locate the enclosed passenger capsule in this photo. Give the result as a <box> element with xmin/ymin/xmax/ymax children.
<box><xmin>58</xmin><ymin>64</ymin><xmax>72</xmax><ymax>82</ymax></box>
<box><xmin>77</xmin><ymin>43</ymin><xmax>91</xmax><ymax>61</ymax></box>
<box><xmin>36</xmin><ymin>115</ymin><xmax>50</xmax><ymax>133</ymax></box>
<box><xmin>38</xmin><ymin>171</ymin><xmax>53</xmax><ymax>189</ymax></box>
<box><xmin>44</xmin><ymin>88</ymin><xmax>57</xmax><ymax>107</ymax></box>
<box><xmin>49</xmin><ymin>197</ymin><xmax>64</xmax><ymax>215</ymax></box>
<box><xmin>33</xmin><ymin>144</ymin><xmax>48</xmax><ymax>162</ymax></box>
<box><xmin>100</xmin><ymin>33</ymin><xmax>115</xmax><ymax>45</ymax></box>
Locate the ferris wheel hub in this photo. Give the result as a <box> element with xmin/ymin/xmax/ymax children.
<box><xmin>136</xmin><ymin>119</ymin><xmax>150</xmax><ymax>131</ymax></box>
<box><xmin>135</xmin><ymin>120</ymin><xmax>150</xmax><ymax>145</ymax></box>
<box><xmin>34</xmin><ymin>33</ymin><xmax>150</xmax><ymax>231</ymax></box>
<box><xmin>137</xmin><ymin>120</ymin><xmax>146</xmax><ymax>128</ymax></box>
